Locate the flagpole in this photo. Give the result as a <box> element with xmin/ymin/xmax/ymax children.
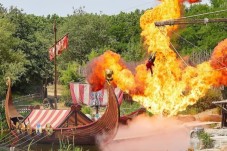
<box><xmin>54</xmin><ymin>19</ymin><xmax>58</xmax><ymax>109</ymax></box>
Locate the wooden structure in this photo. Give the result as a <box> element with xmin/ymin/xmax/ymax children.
<box><xmin>213</xmin><ymin>100</ymin><xmax>227</xmax><ymax>128</ymax></box>
<box><xmin>213</xmin><ymin>87</ymin><xmax>227</xmax><ymax>128</ymax></box>
<box><xmin>5</xmin><ymin>77</ymin><xmax>24</xmax><ymax>129</ymax></box>
<box><xmin>119</xmin><ymin>108</ymin><xmax>146</xmax><ymax>125</ymax></box>
<box><xmin>4</xmin><ymin>76</ymin><xmax>120</xmax><ymax>146</ymax></box>
<box><xmin>154</xmin><ymin>18</ymin><xmax>227</xmax><ymax>26</ymax></box>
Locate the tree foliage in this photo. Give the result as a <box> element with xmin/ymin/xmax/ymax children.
<box><xmin>59</xmin><ymin>62</ymin><xmax>84</xmax><ymax>85</ymax></box>
<box><xmin>6</xmin><ymin>8</ymin><xmax>54</xmax><ymax>92</ymax></box>
<box><xmin>0</xmin><ymin>16</ymin><xmax>27</xmax><ymax>97</ymax></box>
<box><xmin>174</xmin><ymin>1</ymin><xmax>227</xmax><ymax>55</ymax></box>
<box><xmin>0</xmin><ymin>1</ymin><xmax>226</xmax><ymax>99</ymax></box>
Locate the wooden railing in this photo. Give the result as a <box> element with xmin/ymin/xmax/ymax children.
<box><xmin>16</xmin><ymin>105</ymin><xmax>34</xmax><ymax>113</ymax></box>
<box><xmin>0</xmin><ymin>93</ymin><xmax>42</xmax><ymax>115</ymax></box>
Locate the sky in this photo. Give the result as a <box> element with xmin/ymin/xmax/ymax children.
<box><xmin>0</xmin><ymin>0</ymin><xmax>210</xmax><ymax>17</ymax></box>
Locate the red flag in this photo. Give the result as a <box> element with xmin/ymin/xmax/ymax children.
<box><xmin>49</xmin><ymin>34</ymin><xmax>69</xmax><ymax>61</ymax></box>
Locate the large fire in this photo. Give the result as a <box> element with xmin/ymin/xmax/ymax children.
<box><xmin>179</xmin><ymin>0</ymin><xmax>201</xmax><ymax>3</ymax></box>
<box><xmin>87</xmin><ymin>0</ymin><xmax>226</xmax><ymax>116</ymax></box>
<box><xmin>211</xmin><ymin>38</ymin><xmax>227</xmax><ymax>86</ymax></box>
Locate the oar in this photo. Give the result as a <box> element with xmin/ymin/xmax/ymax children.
<box><xmin>0</xmin><ymin>130</ymin><xmax>16</xmax><ymax>143</ymax></box>
<box><xmin>8</xmin><ymin>131</ymin><xmax>36</xmax><ymax>146</ymax></box>
<box><xmin>22</xmin><ymin>134</ymin><xmax>49</xmax><ymax>149</ymax></box>
<box><xmin>0</xmin><ymin>131</ymin><xmax>28</xmax><ymax>146</ymax></box>
<box><xmin>14</xmin><ymin>134</ymin><xmax>39</xmax><ymax>148</ymax></box>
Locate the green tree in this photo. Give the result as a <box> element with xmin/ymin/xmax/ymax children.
<box><xmin>6</xmin><ymin>8</ymin><xmax>55</xmax><ymax>93</ymax></box>
<box><xmin>108</xmin><ymin>10</ymin><xmax>143</xmax><ymax>54</ymax></box>
<box><xmin>0</xmin><ymin>17</ymin><xmax>27</xmax><ymax>97</ymax></box>
<box><xmin>211</xmin><ymin>0</ymin><xmax>227</xmax><ymax>8</ymax></box>
<box><xmin>58</xmin><ymin>62</ymin><xmax>84</xmax><ymax>102</ymax></box>
<box><xmin>59</xmin><ymin>62</ymin><xmax>84</xmax><ymax>85</ymax></box>
<box><xmin>59</xmin><ymin>8</ymin><xmax>115</xmax><ymax>65</ymax></box>
<box><xmin>175</xmin><ymin>2</ymin><xmax>227</xmax><ymax>55</ymax></box>
<box><xmin>122</xmin><ymin>39</ymin><xmax>146</xmax><ymax>61</ymax></box>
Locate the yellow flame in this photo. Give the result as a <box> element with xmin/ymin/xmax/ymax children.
<box><xmin>88</xmin><ymin>0</ymin><xmax>221</xmax><ymax>117</ymax></box>
<box><xmin>130</xmin><ymin>0</ymin><xmax>220</xmax><ymax>116</ymax></box>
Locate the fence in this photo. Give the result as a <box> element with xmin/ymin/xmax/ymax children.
<box><xmin>0</xmin><ymin>93</ymin><xmax>42</xmax><ymax>114</ymax></box>
<box><xmin>16</xmin><ymin>105</ymin><xmax>37</xmax><ymax>113</ymax></box>
<box><xmin>189</xmin><ymin>49</ymin><xmax>212</xmax><ymax>65</ymax></box>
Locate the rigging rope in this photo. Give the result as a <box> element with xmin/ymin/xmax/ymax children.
<box><xmin>169</xmin><ymin>42</ymin><xmax>189</xmax><ymax>66</ymax></box>
<box><xmin>181</xmin><ymin>9</ymin><xmax>227</xmax><ymax>19</ymax></box>
<box><xmin>157</xmin><ymin>28</ymin><xmax>189</xmax><ymax>66</ymax></box>
<box><xmin>172</xmin><ymin>31</ymin><xmax>227</xmax><ymax>68</ymax></box>
<box><xmin>157</xmin><ymin>28</ymin><xmax>227</xmax><ymax>71</ymax></box>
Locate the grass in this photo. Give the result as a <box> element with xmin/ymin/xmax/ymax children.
<box><xmin>58</xmin><ymin>138</ymin><xmax>88</xmax><ymax>151</ymax></box>
<box><xmin>120</xmin><ymin>100</ymin><xmax>143</xmax><ymax>116</ymax></box>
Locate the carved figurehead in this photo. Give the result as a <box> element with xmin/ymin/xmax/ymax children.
<box><xmin>5</xmin><ymin>77</ymin><xmax>23</xmax><ymax>129</ymax></box>
<box><xmin>105</xmin><ymin>69</ymin><xmax>113</xmax><ymax>84</ymax></box>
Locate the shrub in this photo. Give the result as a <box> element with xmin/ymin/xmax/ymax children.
<box><xmin>198</xmin><ymin>131</ymin><xmax>214</xmax><ymax>149</ymax></box>
<box><xmin>81</xmin><ymin>105</ymin><xmax>92</xmax><ymax>115</ymax></box>
<box><xmin>59</xmin><ymin>62</ymin><xmax>84</xmax><ymax>86</ymax></box>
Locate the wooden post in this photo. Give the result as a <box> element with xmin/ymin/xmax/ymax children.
<box><xmin>54</xmin><ymin>19</ymin><xmax>58</xmax><ymax>109</ymax></box>
<box><xmin>75</xmin><ymin>112</ymin><xmax>77</xmax><ymax>126</ymax></box>
<box><xmin>222</xmin><ymin>87</ymin><xmax>227</xmax><ymax>128</ymax></box>
<box><xmin>222</xmin><ymin>87</ymin><xmax>227</xmax><ymax>100</ymax></box>
<box><xmin>155</xmin><ymin>18</ymin><xmax>227</xmax><ymax>26</ymax></box>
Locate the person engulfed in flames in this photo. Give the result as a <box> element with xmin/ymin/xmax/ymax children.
<box><xmin>146</xmin><ymin>52</ymin><xmax>156</xmax><ymax>75</ymax></box>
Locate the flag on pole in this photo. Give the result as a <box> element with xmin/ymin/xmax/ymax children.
<box><xmin>49</xmin><ymin>34</ymin><xmax>69</xmax><ymax>61</ymax></box>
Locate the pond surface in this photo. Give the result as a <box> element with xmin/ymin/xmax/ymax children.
<box><xmin>0</xmin><ymin>144</ymin><xmax>99</xmax><ymax>151</ymax></box>
<box><xmin>30</xmin><ymin>143</ymin><xmax>100</xmax><ymax>151</ymax></box>
<box><xmin>0</xmin><ymin>132</ymin><xmax>101</xmax><ymax>151</ymax></box>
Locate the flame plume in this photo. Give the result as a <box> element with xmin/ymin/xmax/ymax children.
<box><xmin>211</xmin><ymin>38</ymin><xmax>227</xmax><ymax>86</ymax></box>
<box><xmin>179</xmin><ymin>0</ymin><xmax>201</xmax><ymax>3</ymax></box>
<box><xmin>87</xmin><ymin>0</ymin><xmax>224</xmax><ymax>116</ymax></box>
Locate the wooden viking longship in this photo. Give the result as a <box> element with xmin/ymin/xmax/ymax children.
<box><xmin>4</xmin><ymin>76</ymin><xmax>120</xmax><ymax>146</ymax></box>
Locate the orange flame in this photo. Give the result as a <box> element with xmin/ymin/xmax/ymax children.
<box><xmin>86</xmin><ymin>50</ymin><xmax>127</xmax><ymax>91</ymax></box>
<box><xmin>179</xmin><ymin>0</ymin><xmax>201</xmax><ymax>3</ymax></box>
<box><xmin>87</xmin><ymin>0</ymin><xmax>223</xmax><ymax>116</ymax></box>
<box><xmin>211</xmin><ymin>38</ymin><xmax>227</xmax><ymax>86</ymax></box>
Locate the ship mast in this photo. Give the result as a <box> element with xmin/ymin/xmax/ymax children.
<box><xmin>54</xmin><ymin>19</ymin><xmax>58</xmax><ymax>109</ymax></box>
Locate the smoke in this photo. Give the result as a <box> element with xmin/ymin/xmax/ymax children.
<box><xmin>100</xmin><ymin>115</ymin><xmax>191</xmax><ymax>151</ymax></box>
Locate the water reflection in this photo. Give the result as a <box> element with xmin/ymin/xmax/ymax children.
<box><xmin>0</xmin><ymin>144</ymin><xmax>100</xmax><ymax>151</ymax></box>
<box><xmin>31</xmin><ymin>143</ymin><xmax>100</xmax><ymax>151</ymax></box>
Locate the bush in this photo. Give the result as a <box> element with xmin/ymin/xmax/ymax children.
<box><xmin>58</xmin><ymin>62</ymin><xmax>85</xmax><ymax>106</ymax></box>
<box><xmin>0</xmin><ymin>107</ymin><xmax>7</xmax><ymax>130</ymax></box>
<box><xmin>81</xmin><ymin>105</ymin><xmax>92</xmax><ymax>115</ymax></box>
<box><xmin>59</xmin><ymin>62</ymin><xmax>84</xmax><ymax>85</ymax></box>
<box><xmin>198</xmin><ymin>131</ymin><xmax>214</xmax><ymax>149</ymax></box>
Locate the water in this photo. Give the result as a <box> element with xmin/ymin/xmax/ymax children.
<box><xmin>0</xmin><ymin>132</ymin><xmax>100</xmax><ymax>151</ymax></box>
<box><xmin>31</xmin><ymin>144</ymin><xmax>100</xmax><ymax>151</ymax></box>
<box><xmin>0</xmin><ymin>144</ymin><xmax>99</xmax><ymax>151</ymax></box>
